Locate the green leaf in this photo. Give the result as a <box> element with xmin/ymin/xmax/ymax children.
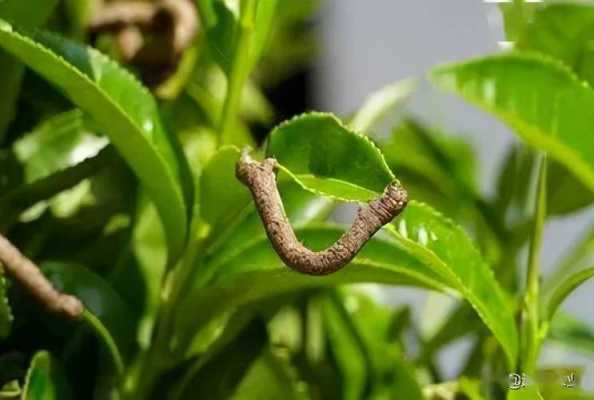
<box><xmin>496</xmin><ymin>146</ymin><xmax>594</xmax><ymax>217</ymax></box>
<box><xmin>549</xmin><ymin>313</ymin><xmax>594</xmax><ymax>356</ymax></box>
<box><xmin>0</xmin><ymin>379</ymin><xmax>21</xmax><ymax>399</ymax></box>
<box><xmin>12</xmin><ymin>109</ymin><xmax>106</xmax><ymax>218</ymax></box>
<box><xmin>321</xmin><ymin>294</ymin><xmax>367</xmax><ymax>400</ymax></box>
<box><xmin>547</xmin><ymin>162</ymin><xmax>594</xmax><ymax>215</ymax></box>
<box><xmin>0</xmin><ymin>20</ymin><xmax>193</xmax><ymax>262</ymax></box>
<box><xmin>349</xmin><ymin>79</ymin><xmax>416</xmax><ymax>133</ymax></box>
<box><xmin>129</xmin><ymin>196</ymin><xmax>168</xmax><ymax>350</ymax></box>
<box><xmin>200</xmin><ymin>146</ymin><xmax>251</xmax><ymax>227</ymax></box>
<box><xmin>507</xmin><ymin>386</ymin><xmax>544</xmax><ymax>400</ymax></box>
<box><xmin>41</xmin><ymin>262</ymin><xmax>135</xmax><ymax>359</ymax></box>
<box><xmin>177</xmin><ymin>320</ymin><xmax>268</xmax><ymax>400</ymax></box>
<box><xmin>544</xmin><ymin>267</ymin><xmax>594</xmax><ymax>321</ymax></box>
<box><xmin>23</xmin><ymin>351</ymin><xmax>72</xmax><ymax>400</ymax></box>
<box><xmin>0</xmin><ymin>0</ymin><xmax>58</xmax><ymax>141</ymax></box>
<box><xmin>387</xmin><ymin>201</ymin><xmax>519</xmax><ymax>368</ymax></box>
<box><xmin>234</xmin><ymin>349</ymin><xmax>310</xmax><ymax>400</ymax></box>
<box><xmin>431</xmin><ymin>53</ymin><xmax>594</xmax><ymax>192</ymax></box>
<box><xmin>0</xmin><ymin>265</ymin><xmax>12</xmax><ymax>339</ymax></box>
<box><xmin>380</xmin><ymin>119</ymin><xmax>477</xmax><ymax>207</ymax></box>
<box><xmin>205</xmin><ymin>0</ymin><xmax>278</xmax><ymax>74</ymax></box>
<box><xmin>330</xmin><ymin>289</ymin><xmax>424</xmax><ymax>400</ymax></box>
<box><xmin>266</xmin><ymin>112</ymin><xmax>396</xmax><ymax>202</ymax></box>
<box><xmin>518</xmin><ymin>3</ymin><xmax>594</xmax><ymax>86</ymax></box>
<box><xmin>196</xmin><ymin>0</ymin><xmax>217</xmax><ymax>28</ymax></box>
<box><xmin>175</xmin><ymin>224</ymin><xmax>448</xmax><ymax>354</ymax></box>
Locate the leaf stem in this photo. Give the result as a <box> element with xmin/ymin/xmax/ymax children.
<box><xmin>217</xmin><ymin>0</ymin><xmax>257</xmax><ymax>146</ymax></box>
<box><xmin>82</xmin><ymin>309</ymin><xmax>125</xmax><ymax>376</ymax></box>
<box><xmin>521</xmin><ymin>152</ymin><xmax>547</xmax><ymax>374</ymax></box>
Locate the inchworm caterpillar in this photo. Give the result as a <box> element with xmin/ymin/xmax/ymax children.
<box><xmin>236</xmin><ymin>150</ymin><xmax>408</xmax><ymax>276</ymax></box>
<box><xmin>0</xmin><ymin>234</ymin><xmax>84</xmax><ymax>319</ymax></box>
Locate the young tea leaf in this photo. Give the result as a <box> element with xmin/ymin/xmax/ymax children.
<box><xmin>266</xmin><ymin>112</ymin><xmax>396</xmax><ymax>202</ymax></box>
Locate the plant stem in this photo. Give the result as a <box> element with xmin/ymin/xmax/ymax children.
<box><xmin>521</xmin><ymin>152</ymin><xmax>547</xmax><ymax>375</ymax></box>
<box><xmin>217</xmin><ymin>0</ymin><xmax>257</xmax><ymax>146</ymax></box>
<box><xmin>82</xmin><ymin>309</ymin><xmax>125</xmax><ymax>376</ymax></box>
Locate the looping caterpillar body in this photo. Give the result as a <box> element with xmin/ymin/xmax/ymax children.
<box><xmin>236</xmin><ymin>149</ymin><xmax>408</xmax><ymax>276</ymax></box>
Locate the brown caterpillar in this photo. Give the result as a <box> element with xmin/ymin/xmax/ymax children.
<box><xmin>0</xmin><ymin>234</ymin><xmax>83</xmax><ymax>319</ymax></box>
<box><xmin>236</xmin><ymin>149</ymin><xmax>408</xmax><ymax>276</ymax></box>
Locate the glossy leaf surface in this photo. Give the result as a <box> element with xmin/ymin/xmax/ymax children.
<box><xmin>388</xmin><ymin>201</ymin><xmax>519</xmax><ymax>367</ymax></box>
<box><xmin>266</xmin><ymin>113</ymin><xmax>396</xmax><ymax>202</ymax></box>
<box><xmin>431</xmin><ymin>53</ymin><xmax>594</xmax><ymax>192</ymax></box>
<box><xmin>0</xmin><ymin>20</ymin><xmax>192</xmax><ymax>261</ymax></box>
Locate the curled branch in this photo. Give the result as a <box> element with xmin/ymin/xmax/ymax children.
<box><xmin>236</xmin><ymin>150</ymin><xmax>408</xmax><ymax>276</ymax></box>
<box><xmin>0</xmin><ymin>234</ymin><xmax>84</xmax><ymax>319</ymax></box>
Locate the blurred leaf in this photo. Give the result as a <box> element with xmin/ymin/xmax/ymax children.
<box><xmin>547</xmin><ymin>162</ymin><xmax>594</xmax><ymax>215</ymax></box>
<box><xmin>0</xmin><ymin>266</ymin><xmax>12</xmax><ymax>339</ymax></box>
<box><xmin>543</xmin><ymin>267</ymin><xmax>594</xmax><ymax>321</ymax></box>
<box><xmin>233</xmin><ymin>349</ymin><xmax>310</xmax><ymax>400</ymax></box>
<box><xmin>0</xmin><ymin>20</ymin><xmax>193</xmax><ymax>262</ymax></box>
<box><xmin>196</xmin><ymin>0</ymin><xmax>217</xmax><ymax>28</ymax></box>
<box><xmin>200</xmin><ymin>146</ymin><xmax>251</xmax><ymax>227</ymax></box>
<box><xmin>497</xmin><ymin>146</ymin><xmax>594</xmax><ymax>217</ymax></box>
<box><xmin>0</xmin><ymin>379</ymin><xmax>21</xmax><ymax>399</ymax></box>
<box><xmin>431</xmin><ymin>53</ymin><xmax>594</xmax><ymax>192</ymax></box>
<box><xmin>205</xmin><ymin>0</ymin><xmax>279</xmax><ymax>75</ymax></box>
<box><xmin>266</xmin><ymin>113</ymin><xmax>396</xmax><ymax>202</ymax></box>
<box><xmin>350</xmin><ymin>79</ymin><xmax>416</xmax><ymax>133</ymax></box>
<box><xmin>0</xmin><ymin>0</ymin><xmax>58</xmax><ymax>141</ymax></box>
<box><xmin>321</xmin><ymin>294</ymin><xmax>367</xmax><ymax>400</ymax></box>
<box><xmin>549</xmin><ymin>313</ymin><xmax>594</xmax><ymax>356</ymax></box>
<box><xmin>381</xmin><ymin>119</ymin><xmax>477</xmax><ymax>202</ymax></box>
<box><xmin>518</xmin><ymin>3</ymin><xmax>594</xmax><ymax>86</ymax></box>
<box><xmin>337</xmin><ymin>290</ymin><xmax>424</xmax><ymax>400</ymax></box>
<box><xmin>23</xmin><ymin>351</ymin><xmax>72</xmax><ymax>400</ymax></box>
<box><xmin>545</xmin><ymin>227</ymin><xmax>594</xmax><ymax>294</ymax></box>
<box><xmin>177</xmin><ymin>320</ymin><xmax>268</xmax><ymax>400</ymax></box>
<box><xmin>507</xmin><ymin>386</ymin><xmax>544</xmax><ymax>400</ymax></box>
<box><xmin>0</xmin><ymin>150</ymin><xmax>22</xmax><ymax>192</ymax></box>
<box><xmin>12</xmin><ymin>109</ymin><xmax>107</xmax><ymax>218</ymax></box>
<box><xmin>175</xmin><ymin>222</ymin><xmax>450</xmax><ymax>356</ymax></box>
<box><xmin>41</xmin><ymin>262</ymin><xmax>135</xmax><ymax>359</ymax></box>
<box><xmin>498</xmin><ymin>1</ymin><xmax>537</xmax><ymax>42</ymax></box>
<box><xmin>62</xmin><ymin>0</ymin><xmax>92</xmax><ymax>39</ymax></box>
<box><xmin>130</xmin><ymin>196</ymin><xmax>167</xmax><ymax>350</ymax></box>
<box><xmin>388</xmin><ymin>201</ymin><xmax>519</xmax><ymax>368</ymax></box>
<box><xmin>458</xmin><ymin>378</ymin><xmax>486</xmax><ymax>400</ymax></box>
<box><xmin>186</xmin><ymin>61</ymin><xmax>272</xmax><ymax>127</ymax></box>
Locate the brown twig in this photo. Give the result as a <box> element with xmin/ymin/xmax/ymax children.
<box><xmin>0</xmin><ymin>234</ymin><xmax>84</xmax><ymax>319</ymax></box>
<box><xmin>91</xmin><ymin>0</ymin><xmax>199</xmax><ymax>61</ymax></box>
<box><xmin>236</xmin><ymin>150</ymin><xmax>408</xmax><ymax>276</ymax></box>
